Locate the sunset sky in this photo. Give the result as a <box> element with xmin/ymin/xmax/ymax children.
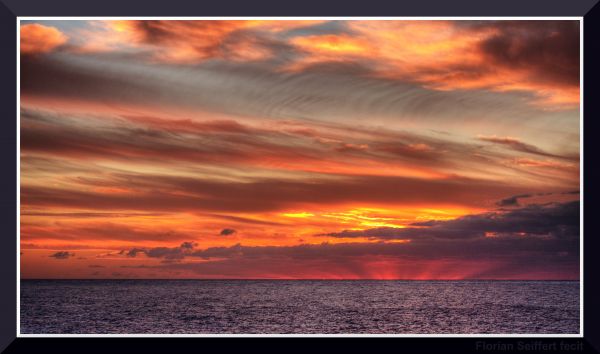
<box><xmin>19</xmin><ymin>19</ymin><xmax>580</xmax><ymax>279</ymax></box>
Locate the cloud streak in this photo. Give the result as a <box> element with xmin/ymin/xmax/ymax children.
<box><xmin>477</xmin><ymin>135</ymin><xmax>572</xmax><ymax>160</ymax></box>
<box><xmin>21</xmin><ymin>173</ymin><xmax>530</xmax><ymax>214</ymax></box>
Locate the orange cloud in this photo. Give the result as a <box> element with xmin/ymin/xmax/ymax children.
<box><xmin>292</xmin><ymin>34</ymin><xmax>372</xmax><ymax>55</ymax></box>
<box><xmin>78</xmin><ymin>20</ymin><xmax>325</xmax><ymax>63</ymax></box>
<box><xmin>20</xmin><ymin>24</ymin><xmax>67</xmax><ymax>55</ymax></box>
<box><xmin>513</xmin><ymin>158</ymin><xmax>576</xmax><ymax>169</ymax></box>
<box><xmin>39</xmin><ymin>20</ymin><xmax>578</xmax><ymax>108</ymax></box>
<box><xmin>285</xmin><ymin>21</ymin><xmax>485</xmax><ymax>75</ymax></box>
<box><xmin>285</xmin><ymin>20</ymin><xmax>579</xmax><ymax>108</ymax></box>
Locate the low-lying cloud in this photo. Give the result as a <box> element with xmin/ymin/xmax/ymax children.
<box><xmin>121</xmin><ymin>201</ymin><xmax>579</xmax><ymax>279</ymax></box>
<box><xmin>323</xmin><ymin>201</ymin><xmax>579</xmax><ymax>241</ymax></box>
<box><xmin>49</xmin><ymin>251</ymin><xmax>74</xmax><ymax>259</ymax></box>
<box><xmin>220</xmin><ymin>228</ymin><xmax>236</xmax><ymax>236</ymax></box>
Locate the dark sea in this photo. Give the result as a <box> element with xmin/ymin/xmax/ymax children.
<box><xmin>20</xmin><ymin>280</ymin><xmax>580</xmax><ymax>334</ymax></box>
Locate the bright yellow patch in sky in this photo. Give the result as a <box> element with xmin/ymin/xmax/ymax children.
<box><xmin>283</xmin><ymin>212</ymin><xmax>315</xmax><ymax>218</ymax></box>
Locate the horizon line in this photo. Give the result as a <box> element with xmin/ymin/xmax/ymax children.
<box><xmin>20</xmin><ymin>278</ymin><xmax>580</xmax><ymax>281</ymax></box>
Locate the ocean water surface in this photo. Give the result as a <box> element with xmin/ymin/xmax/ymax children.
<box><xmin>20</xmin><ymin>280</ymin><xmax>580</xmax><ymax>334</ymax></box>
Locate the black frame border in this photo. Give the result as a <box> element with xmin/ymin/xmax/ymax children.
<box><xmin>2</xmin><ymin>1</ymin><xmax>599</xmax><ymax>353</ymax></box>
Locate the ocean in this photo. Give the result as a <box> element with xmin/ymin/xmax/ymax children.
<box><xmin>20</xmin><ymin>280</ymin><xmax>580</xmax><ymax>334</ymax></box>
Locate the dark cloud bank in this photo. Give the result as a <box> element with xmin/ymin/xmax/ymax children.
<box><xmin>123</xmin><ymin>201</ymin><xmax>580</xmax><ymax>278</ymax></box>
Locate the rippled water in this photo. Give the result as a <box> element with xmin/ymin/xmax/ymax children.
<box><xmin>20</xmin><ymin>280</ymin><xmax>579</xmax><ymax>334</ymax></box>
